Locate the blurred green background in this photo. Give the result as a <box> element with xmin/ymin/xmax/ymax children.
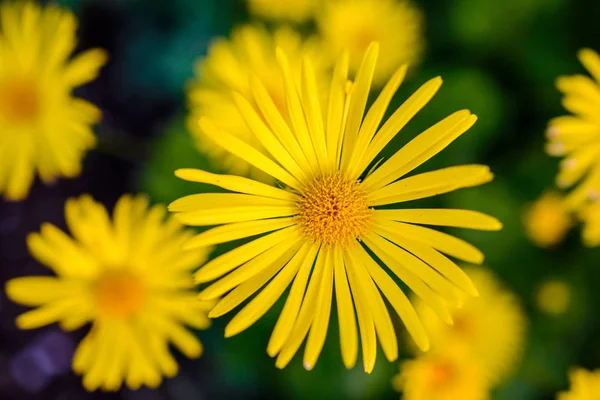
<box><xmin>2</xmin><ymin>0</ymin><xmax>600</xmax><ymax>399</ymax></box>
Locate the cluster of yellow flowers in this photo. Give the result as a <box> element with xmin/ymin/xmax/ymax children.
<box><xmin>0</xmin><ymin>0</ymin><xmax>597</xmax><ymax>398</ymax></box>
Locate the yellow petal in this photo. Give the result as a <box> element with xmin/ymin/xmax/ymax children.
<box><xmin>300</xmin><ymin>56</ymin><xmax>328</xmax><ymax>171</ymax></box>
<box><xmin>173</xmin><ymin>205</ymin><xmax>297</xmax><ymax>226</ymax></box>
<box><xmin>368</xmin><ymin>165</ymin><xmax>493</xmax><ymax>206</ymax></box>
<box><xmin>578</xmin><ymin>48</ymin><xmax>600</xmax><ymax>85</ymax></box>
<box><xmin>267</xmin><ymin>243</ymin><xmax>319</xmax><ymax>357</ymax></box>
<box><xmin>169</xmin><ymin>193</ymin><xmax>291</xmax><ymax>212</ymax></box>
<box><xmin>332</xmin><ymin>248</ymin><xmax>358</xmax><ymax>369</ymax></box>
<box><xmin>326</xmin><ymin>50</ymin><xmax>349</xmax><ymax>168</ymax></box>
<box><xmin>184</xmin><ymin>217</ymin><xmax>296</xmax><ymax>249</ymax></box>
<box><xmin>174</xmin><ymin>168</ymin><xmax>299</xmax><ymax>201</ymax></box>
<box><xmin>5</xmin><ymin>276</ymin><xmax>81</xmax><ymax>306</ymax></box>
<box><xmin>362</xmin><ymin>111</ymin><xmax>477</xmax><ymax>191</ymax></box>
<box><xmin>63</xmin><ymin>48</ymin><xmax>108</xmax><ymax>86</ymax></box>
<box><xmin>374</xmin><ymin>208</ymin><xmax>502</xmax><ymax>231</ymax></box>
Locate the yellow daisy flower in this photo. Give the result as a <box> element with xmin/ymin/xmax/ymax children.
<box><xmin>558</xmin><ymin>368</ymin><xmax>600</xmax><ymax>400</ymax></box>
<box><xmin>317</xmin><ymin>0</ymin><xmax>424</xmax><ymax>86</ymax></box>
<box><xmin>171</xmin><ymin>42</ymin><xmax>501</xmax><ymax>372</ymax></box>
<box><xmin>5</xmin><ymin>194</ymin><xmax>214</xmax><ymax>391</ymax></box>
<box><xmin>393</xmin><ymin>349</ymin><xmax>490</xmax><ymax>400</ymax></box>
<box><xmin>414</xmin><ymin>267</ymin><xmax>526</xmax><ymax>386</ymax></box>
<box><xmin>247</xmin><ymin>0</ymin><xmax>318</xmax><ymax>23</ymax></box>
<box><xmin>0</xmin><ymin>2</ymin><xmax>107</xmax><ymax>201</ymax></box>
<box><xmin>535</xmin><ymin>280</ymin><xmax>571</xmax><ymax>315</ymax></box>
<box><xmin>523</xmin><ymin>192</ymin><xmax>572</xmax><ymax>248</ymax></box>
<box><xmin>546</xmin><ymin>48</ymin><xmax>600</xmax><ymax>210</ymax></box>
<box><xmin>578</xmin><ymin>201</ymin><xmax>600</xmax><ymax>246</ymax></box>
<box><xmin>187</xmin><ymin>25</ymin><xmax>325</xmax><ymax>183</ymax></box>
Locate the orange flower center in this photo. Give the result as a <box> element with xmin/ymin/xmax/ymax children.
<box><xmin>297</xmin><ymin>174</ymin><xmax>371</xmax><ymax>246</ymax></box>
<box><xmin>92</xmin><ymin>270</ymin><xmax>146</xmax><ymax>319</ymax></box>
<box><xmin>430</xmin><ymin>360</ymin><xmax>455</xmax><ymax>387</ymax></box>
<box><xmin>0</xmin><ymin>79</ymin><xmax>40</xmax><ymax>123</ymax></box>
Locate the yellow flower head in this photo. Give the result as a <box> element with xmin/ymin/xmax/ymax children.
<box><xmin>578</xmin><ymin>201</ymin><xmax>600</xmax><ymax>247</ymax></box>
<box><xmin>317</xmin><ymin>0</ymin><xmax>424</xmax><ymax>85</ymax></box>
<box><xmin>247</xmin><ymin>0</ymin><xmax>318</xmax><ymax>23</ymax></box>
<box><xmin>546</xmin><ymin>48</ymin><xmax>600</xmax><ymax>210</ymax></box>
<box><xmin>172</xmin><ymin>42</ymin><xmax>501</xmax><ymax>372</ymax></box>
<box><xmin>415</xmin><ymin>267</ymin><xmax>526</xmax><ymax>387</ymax></box>
<box><xmin>0</xmin><ymin>2</ymin><xmax>107</xmax><ymax>200</ymax></box>
<box><xmin>523</xmin><ymin>192</ymin><xmax>572</xmax><ymax>248</ymax></box>
<box><xmin>393</xmin><ymin>350</ymin><xmax>490</xmax><ymax>400</ymax></box>
<box><xmin>535</xmin><ymin>279</ymin><xmax>571</xmax><ymax>315</ymax></box>
<box><xmin>5</xmin><ymin>195</ymin><xmax>214</xmax><ymax>391</ymax></box>
<box><xmin>558</xmin><ymin>368</ymin><xmax>600</xmax><ymax>400</ymax></box>
<box><xmin>187</xmin><ymin>25</ymin><xmax>325</xmax><ymax>182</ymax></box>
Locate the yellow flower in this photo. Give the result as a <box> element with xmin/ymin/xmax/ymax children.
<box><xmin>5</xmin><ymin>195</ymin><xmax>214</xmax><ymax>391</ymax></box>
<box><xmin>414</xmin><ymin>267</ymin><xmax>526</xmax><ymax>386</ymax></box>
<box><xmin>187</xmin><ymin>25</ymin><xmax>325</xmax><ymax>183</ymax></box>
<box><xmin>546</xmin><ymin>48</ymin><xmax>600</xmax><ymax>210</ymax></box>
<box><xmin>171</xmin><ymin>42</ymin><xmax>501</xmax><ymax>372</ymax></box>
<box><xmin>558</xmin><ymin>368</ymin><xmax>600</xmax><ymax>400</ymax></box>
<box><xmin>523</xmin><ymin>192</ymin><xmax>572</xmax><ymax>248</ymax></box>
<box><xmin>0</xmin><ymin>2</ymin><xmax>107</xmax><ymax>201</ymax></box>
<box><xmin>247</xmin><ymin>0</ymin><xmax>318</xmax><ymax>23</ymax></box>
<box><xmin>535</xmin><ymin>280</ymin><xmax>571</xmax><ymax>315</ymax></box>
<box><xmin>393</xmin><ymin>349</ymin><xmax>490</xmax><ymax>400</ymax></box>
<box><xmin>317</xmin><ymin>0</ymin><xmax>424</xmax><ymax>85</ymax></box>
<box><xmin>579</xmin><ymin>201</ymin><xmax>600</xmax><ymax>246</ymax></box>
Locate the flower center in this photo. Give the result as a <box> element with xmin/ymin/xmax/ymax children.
<box><xmin>92</xmin><ymin>270</ymin><xmax>146</xmax><ymax>319</ymax></box>
<box><xmin>430</xmin><ymin>360</ymin><xmax>455</xmax><ymax>387</ymax></box>
<box><xmin>0</xmin><ymin>79</ymin><xmax>40</xmax><ymax>123</ymax></box>
<box><xmin>297</xmin><ymin>174</ymin><xmax>371</xmax><ymax>246</ymax></box>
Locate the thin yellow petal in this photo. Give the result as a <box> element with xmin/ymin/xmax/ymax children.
<box><xmin>326</xmin><ymin>50</ymin><xmax>349</xmax><ymax>168</ymax></box>
<box><xmin>169</xmin><ymin>193</ymin><xmax>291</xmax><ymax>212</ymax></box>
<box><xmin>184</xmin><ymin>217</ymin><xmax>296</xmax><ymax>249</ymax></box>
<box><xmin>173</xmin><ymin>205</ymin><xmax>297</xmax><ymax>226</ymax></box>
<box><xmin>362</xmin><ymin>110</ymin><xmax>476</xmax><ymax>191</ymax></box>
<box><xmin>198</xmin><ymin>117</ymin><xmax>301</xmax><ymax>189</ymax></box>
<box><xmin>225</xmin><ymin>243</ymin><xmax>312</xmax><ymax>337</ymax></box>
<box><xmin>374</xmin><ymin>209</ymin><xmax>502</xmax><ymax>231</ymax></box>
<box><xmin>267</xmin><ymin>243</ymin><xmax>319</xmax><ymax>357</ymax></box>
<box><xmin>361</xmin><ymin>77</ymin><xmax>443</xmax><ymax>172</ymax></box>
<box><xmin>368</xmin><ymin>165</ymin><xmax>493</xmax><ymax>206</ymax></box>
<box><xmin>300</xmin><ymin>57</ymin><xmax>328</xmax><ymax>171</ymax></box>
<box><xmin>347</xmin><ymin>64</ymin><xmax>408</xmax><ymax>179</ymax></box>
<box><xmin>341</xmin><ymin>42</ymin><xmax>379</xmax><ymax>170</ymax></box>
<box><xmin>274</xmin><ymin>248</ymin><xmax>326</xmax><ymax>369</ymax></box>
<box><xmin>174</xmin><ymin>169</ymin><xmax>299</xmax><ymax>201</ymax></box>
<box><xmin>303</xmin><ymin>249</ymin><xmax>334</xmax><ymax>370</ymax></box>
<box><xmin>352</xmin><ymin>245</ymin><xmax>429</xmax><ymax>352</ymax></box>
<box><xmin>578</xmin><ymin>48</ymin><xmax>600</xmax><ymax>84</ymax></box>
<box><xmin>195</xmin><ymin>226</ymin><xmax>298</xmax><ymax>283</ymax></box>
<box><xmin>5</xmin><ymin>276</ymin><xmax>80</xmax><ymax>306</ymax></box>
<box><xmin>333</xmin><ymin>248</ymin><xmax>358</xmax><ymax>369</ymax></box>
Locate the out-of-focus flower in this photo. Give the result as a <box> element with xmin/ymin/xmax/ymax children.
<box><xmin>535</xmin><ymin>280</ymin><xmax>571</xmax><ymax>315</ymax></box>
<box><xmin>171</xmin><ymin>42</ymin><xmax>501</xmax><ymax>373</ymax></box>
<box><xmin>557</xmin><ymin>368</ymin><xmax>600</xmax><ymax>400</ymax></box>
<box><xmin>247</xmin><ymin>0</ymin><xmax>318</xmax><ymax>23</ymax></box>
<box><xmin>0</xmin><ymin>2</ymin><xmax>107</xmax><ymax>201</ymax></box>
<box><xmin>5</xmin><ymin>195</ymin><xmax>214</xmax><ymax>391</ymax></box>
<box><xmin>393</xmin><ymin>349</ymin><xmax>490</xmax><ymax>400</ymax></box>
<box><xmin>414</xmin><ymin>267</ymin><xmax>526</xmax><ymax>387</ymax></box>
<box><xmin>546</xmin><ymin>48</ymin><xmax>600</xmax><ymax>210</ymax></box>
<box><xmin>578</xmin><ymin>201</ymin><xmax>600</xmax><ymax>247</ymax></box>
<box><xmin>187</xmin><ymin>25</ymin><xmax>326</xmax><ymax>183</ymax></box>
<box><xmin>317</xmin><ymin>0</ymin><xmax>424</xmax><ymax>85</ymax></box>
<box><xmin>523</xmin><ymin>192</ymin><xmax>572</xmax><ymax>248</ymax></box>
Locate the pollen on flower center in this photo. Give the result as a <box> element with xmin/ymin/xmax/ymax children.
<box><xmin>297</xmin><ymin>174</ymin><xmax>371</xmax><ymax>246</ymax></box>
<box><xmin>92</xmin><ymin>270</ymin><xmax>146</xmax><ymax>319</ymax></box>
<box><xmin>0</xmin><ymin>79</ymin><xmax>40</xmax><ymax>123</ymax></box>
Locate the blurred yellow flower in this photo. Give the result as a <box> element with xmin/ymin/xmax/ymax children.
<box><xmin>578</xmin><ymin>201</ymin><xmax>600</xmax><ymax>246</ymax></box>
<box><xmin>546</xmin><ymin>48</ymin><xmax>600</xmax><ymax>210</ymax></box>
<box><xmin>172</xmin><ymin>42</ymin><xmax>501</xmax><ymax>372</ymax></box>
<box><xmin>523</xmin><ymin>192</ymin><xmax>572</xmax><ymax>248</ymax></box>
<box><xmin>5</xmin><ymin>195</ymin><xmax>213</xmax><ymax>391</ymax></box>
<box><xmin>393</xmin><ymin>350</ymin><xmax>490</xmax><ymax>400</ymax></box>
<box><xmin>247</xmin><ymin>0</ymin><xmax>318</xmax><ymax>22</ymax></box>
<box><xmin>317</xmin><ymin>0</ymin><xmax>424</xmax><ymax>85</ymax></box>
<box><xmin>0</xmin><ymin>2</ymin><xmax>107</xmax><ymax>201</ymax></box>
<box><xmin>187</xmin><ymin>25</ymin><xmax>325</xmax><ymax>183</ymax></box>
<box><xmin>558</xmin><ymin>368</ymin><xmax>600</xmax><ymax>400</ymax></box>
<box><xmin>535</xmin><ymin>280</ymin><xmax>571</xmax><ymax>315</ymax></box>
<box><xmin>415</xmin><ymin>267</ymin><xmax>526</xmax><ymax>387</ymax></box>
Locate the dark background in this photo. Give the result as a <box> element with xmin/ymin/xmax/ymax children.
<box><xmin>1</xmin><ymin>0</ymin><xmax>600</xmax><ymax>398</ymax></box>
